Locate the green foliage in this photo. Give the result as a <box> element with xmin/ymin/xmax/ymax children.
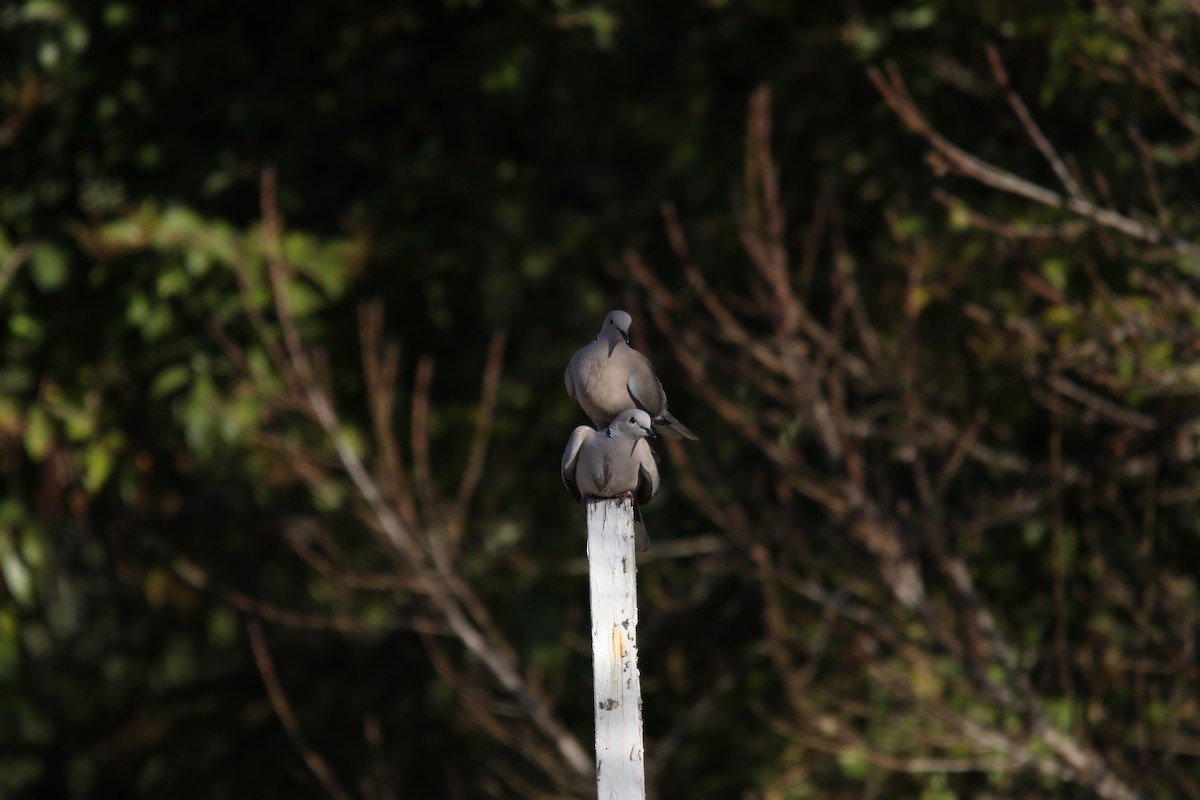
<box><xmin>1</xmin><ymin>0</ymin><xmax>1199</xmax><ymax>798</ymax></box>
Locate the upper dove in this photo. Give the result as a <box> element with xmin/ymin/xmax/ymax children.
<box><xmin>564</xmin><ymin>310</ymin><xmax>699</xmax><ymax>440</ymax></box>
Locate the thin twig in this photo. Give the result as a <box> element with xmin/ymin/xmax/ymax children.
<box><xmin>411</xmin><ymin>355</ymin><xmax>437</xmax><ymax>520</ymax></box>
<box><xmin>0</xmin><ymin>242</ymin><xmax>32</xmax><ymax>297</ymax></box>
<box><xmin>933</xmin><ymin>190</ymin><xmax>1091</xmax><ymax>241</ymax></box>
<box><xmin>359</xmin><ymin>301</ymin><xmax>419</xmax><ymax>530</ymax></box>
<box><xmin>363</xmin><ymin>714</ymin><xmax>397</xmax><ymax>800</ymax></box>
<box><xmin>247</xmin><ymin>620</ymin><xmax>353</xmax><ymax>800</ymax></box>
<box><xmin>986</xmin><ymin>44</ymin><xmax>1087</xmax><ymax>201</ymax></box>
<box><xmin>452</xmin><ymin>329</ymin><xmax>507</xmax><ymax>541</ymax></box>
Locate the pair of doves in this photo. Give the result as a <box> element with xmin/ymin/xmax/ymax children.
<box><xmin>560</xmin><ymin>310</ymin><xmax>698</xmax><ymax>550</ymax></box>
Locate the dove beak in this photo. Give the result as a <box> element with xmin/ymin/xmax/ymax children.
<box><xmin>608</xmin><ymin>330</ymin><xmax>629</xmax><ymax>356</ymax></box>
<box><xmin>644</xmin><ymin>425</ymin><xmax>656</xmax><ymax>439</ymax></box>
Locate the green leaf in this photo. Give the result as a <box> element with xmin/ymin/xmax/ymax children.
<box><xmin>156</xmin><ymin>267</ymin><xmax>189</xmax><ymax>298</ymax></box>
<box><xmin>894</xmin><ymin>6</ymin><xmax>937</xmax><ymax>29</ymax></box>
<box><xmin>182</xmin><ymin>375</ymin><xmax>218</xmax><ymax>456</ymax></box>
<box><xmin>29</xmin><ymin>244</ymin><xmax>69</xmax><ymax>291</ymax></box>
<box><xmin>1043</xmin><ymin>305</ymin><xmax>1076</xmax><ymax>327</ymax></box>
<box><xmin>0</xmin><ymin>500</ymin><xmax>23</xmax><ymax>530</ymax></box>
<box><xmin>837</xmin><ymin>748</ymin><xmax>869</xmax><ymax>780</ymax></box>
<box><xmin>893</xmin><ymin>214</ymin><xmax>924</xmax><ymax>237</ymax></box>
<box><xmin>21</xmin><ymin>1</ymin><xmax>66</xmax><ymax>24</ymax></box>
<box><xmin>82</xmin><ymin>440</ymin><xmax>116</xmax><ymax>493</ymax></box>
<box><xmin>23</xmin><ymin>406</ymin><xmax>54</xmax><ymax>459</ymax></box>
<box><xmin>96</xmin><ymin>218</ymin><xmax>146</xmax><ymax>249</ymax></box>
<box><xmin>104</xmin><ymin>3</ymin><xmax>133</xmax><ymax>26</ymax></box>
<box><xmin>947</xmin><ymin>203</ymin><xmax>971</xmax><ymax>231</ymax></box>
<box><xmin>158</xmin><ymin>205</ymin><xmax>205</xmax><ymax>243</ymax></box>
<box><xmin>1023</xmin><ymin>519</ymin><xmax>1047</xmax><ymax>547</ymax></box>
<box><xmin>1</xmin><ymin>549</ymin><xmax>33</xmax><ymax>606</ymax></box>
<box><xmin>1041</xmin><ymin>258</ymin><xmax>1069</xmax><ymax>291</ymax></box>
<box><xmin>283</xmin><ymin>280</ymin><xmax>321</xmax><ymax>318</ymax></box>
<box><xmin>1045</xmin><ymin>697</ymin><xmax>1074</xmax><ymax>728</ymax></box>
<box><xmin>151</xmin><ymin>364</ymin><xmax>191</xmax><ymax>398</ymax></box>
<box><xmin>207</xmin><ymin>607</ymin><xmax>239</xmax><ymax>648</ymax></box>
<box><xmin>8</xmin><ymin>313</ymin><xmax>43</xmax><ymax>343</ymax></box>
<box><xmin>217</xmin><ymin>394</ymin><xmax>262</xmax><ymax>443</ymax></box>
<box><xmin>1145</xmin><ymin>340</ymin><xmax>1174</xmax><ymax>370</ymax></box>
<box><xmin>19</xmin><ymin>525</ymin><xmax>46</xmax><ymax>571</ymax></box>
<box><xmin>0</xmin><ymin>608</ymin><xmax>20</xmax><ymax>679</ymax></box>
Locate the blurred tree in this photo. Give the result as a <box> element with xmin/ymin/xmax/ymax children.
<box><xmin>2</xmin><ymin>0</ymin><xmax>1199</xmax><ymax>798</ymax></box>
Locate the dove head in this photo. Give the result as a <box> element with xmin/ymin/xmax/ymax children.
<box><xmin>599</xmin><ymin>310</ymin><xmax>632</xmax><ymax>355</ymax></box>
<box><xmin>609</xmin><ymin>409</ymin><xmax>655</xmax><ymax>441</ymax></box>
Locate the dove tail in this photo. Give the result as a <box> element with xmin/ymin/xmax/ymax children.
<box><xmin>632</xmin><ymin>504</ymin><xmax>650</xmax><ymax>551</ymax></box>
<box><xmin>655</xmin><ymin>410</ymin><xmax>699</xmax><ymax>441</ymax></box>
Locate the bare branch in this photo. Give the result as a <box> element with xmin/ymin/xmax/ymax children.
<box><xmin>0</xmin><ymin>77</ymin><xmax>39</xmax><ymax>148</ymax></box>
<box><xmin>249</xmin><ymin>176</ymin><xmax>592</xmax><ymax>784</ymax></box>
<box><xmin>868</xmin><ymin>63</ymin><xmax>1200</xmax><ymax>263</ymax></box>
<box><xmin>742</xmin><ymin>86</ymin><xmax>798</xmax><ymax>335</ymax></box>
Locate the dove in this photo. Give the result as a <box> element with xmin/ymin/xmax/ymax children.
<box><xmin>564</xmin><ymin>310</ymin><xmax>699</xmax><ymax>440</ymax></box>
<box><xmin>561</xmin><ymin>408</ymin><xmax>660</xmax><ymax>551</ymax></box>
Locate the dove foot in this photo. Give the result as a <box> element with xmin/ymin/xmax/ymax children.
<box><xmin>582</xmin><ymin>492</ymin><xmax>635</xmax><ymax>505</ymax></box>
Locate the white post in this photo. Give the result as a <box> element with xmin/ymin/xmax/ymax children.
<box><xmin>586</xmin><ymin>497</ymin><xmax>647</xmax><ymax>799</ymax></box>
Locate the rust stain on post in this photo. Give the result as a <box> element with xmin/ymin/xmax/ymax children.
<box><xmin>612</xmin><ymin>626</ymin><xmax>625</xmax><ymax>659</ymax></box>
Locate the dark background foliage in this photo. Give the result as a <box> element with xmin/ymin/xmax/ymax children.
<box><xmin>3</xmin><ymin>1</ymin><xmax>1199</xmax><ymax>798</ymax></box>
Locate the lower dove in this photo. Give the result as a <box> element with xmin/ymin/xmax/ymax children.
<box><xmin>561</xmin><ymin>408</ymin><xmax>660</xmax><ymax>551</ymax></box>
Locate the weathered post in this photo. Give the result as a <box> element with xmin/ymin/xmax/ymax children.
<box><xmin>586</xmin><ymin>496</ymin><xmax>646</xmax><ymax>799</ymax></box>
